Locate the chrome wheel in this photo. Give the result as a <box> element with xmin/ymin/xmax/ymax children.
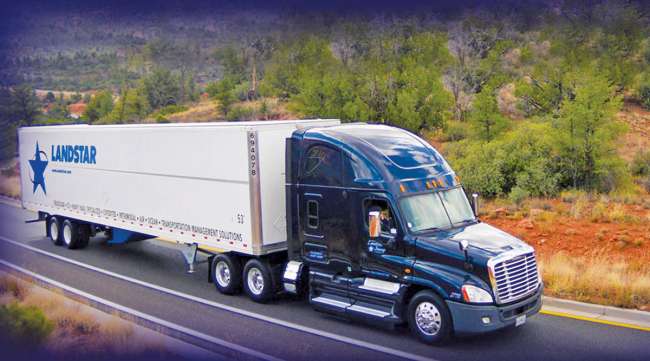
<box><xmin>49</xmin><ymin>221</ymin><xmax>59</xmax><ymax>241</ymax></box>
<box><xmin>63</xmin><ymin>223</ymin><xmax>72</xmax><ymax>246</ymax></box>
<box><xmin>415</xmin><ymin>301</ymin><xmax>442</xmax><ymax>336</ymax></box>
<box><xmin>246</xmin><ymin>267</ymin><xmax>264</xmax><ymax>296</ymax></box>
<box><xmin>215</xmin><ymin>261</ymin><xmax>231</xmax><ymax>287</ymax></box>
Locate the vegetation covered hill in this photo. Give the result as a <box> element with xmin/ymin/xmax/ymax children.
<box><xmin>1</xmin><ymin>0</ymin><xmax>650</xmax><ymax>199</ymax></box>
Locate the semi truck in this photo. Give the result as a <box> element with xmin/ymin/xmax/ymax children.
<box><xmin>19</xmin><ymin>119</ymin><xmax>542</xmax><ymax>344</ymax></box>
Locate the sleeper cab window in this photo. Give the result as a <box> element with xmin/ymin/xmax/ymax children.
<box><xmin>307</xmin><ymin>200</ymin><xmax>319</xmax><ymax>229</ymax></box>
<box><xmin>302</xmin><ymin>145</ymin><xmax>342</xmax><ymax>186</ymax></box>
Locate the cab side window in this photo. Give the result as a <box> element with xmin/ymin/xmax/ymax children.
<box><xmin>301</xmin><ymin>145</ymin><xmax>342</xmax><ymax>186</ymax></box>
<box><xmin>364</xmin><ymin>199</ymin><xmax>396</xmax><ymax>234</ymax></box>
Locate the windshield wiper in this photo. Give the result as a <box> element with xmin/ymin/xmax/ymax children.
<box><xmin>454</xmin><ymin>218</ymin><xmax>477</xmax><ymax>226</ymax></box>
<box><xmin>417</xmin><ymin>226</ymin><xmax>442</xmax><ymax>233</ymax></box>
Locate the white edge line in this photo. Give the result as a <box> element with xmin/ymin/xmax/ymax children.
<box><xmin>0</xmin><ymin>235</ymin><xmax>436</xmax><ymax>361</ymax></box>
<box><xmin>0</xmin><ymin>259</ymin><xmax>281</xmax><ymax>361</ymax></box>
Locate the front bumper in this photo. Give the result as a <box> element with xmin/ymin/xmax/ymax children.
<box><xmin>447</xmin><ymin>284</ymin><xmax>543</xmax><ymax>335</ymax></box>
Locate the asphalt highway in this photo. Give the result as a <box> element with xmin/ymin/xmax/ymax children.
<box><xmin>0</xmin><ymin>202</ymin><xmax>648</xmax><ymax>361</ymax></box>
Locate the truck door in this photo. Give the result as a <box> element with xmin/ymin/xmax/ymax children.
<box><xmin>360</xmin><ymin>197</ymin><xmax>406</xmax><ymax>281</ymax></box>
<box><xmin>298</xmin><ymin>143</ymin><xmax>352</xmax><ymax>274</ymax></box>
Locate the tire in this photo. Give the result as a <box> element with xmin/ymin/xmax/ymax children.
<box><xmin>211</xmin><ymin>253</ymin><xmax>242</xmax><ymax>295</ymax></box>
<box><xmin>242</xmin><ymin>258</ymin><xmax>275</xmax><ymax>303</ymax></box>
<box><xmin>47</xmin><ymin>216</ymin><xmax>63</xmax><ymax>246</ymax></box>
<box><xmin>407</xmin><ymin>290</ymin><xmax>452</xmax><ymax>345</ymax></box>
<box><xmin>61</xmin><ymin>219</ymin><xmax>82</xmax><ymax>249</ymax></box>
<box><xmin>77</xmin><ymin>224</ymin><xmax>91</xmax><ymax>249</ymax></box>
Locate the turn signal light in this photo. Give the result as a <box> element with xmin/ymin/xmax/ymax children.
<box><xmin>400</xmin><ymin>184</ymin><xmax>406</xmax><ymax>192</ymax></box>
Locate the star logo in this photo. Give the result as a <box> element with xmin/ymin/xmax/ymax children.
<box><xmin>29</xmin><ymin>142</ymin><xmax>48</xmax><ymax>195</ymax></box>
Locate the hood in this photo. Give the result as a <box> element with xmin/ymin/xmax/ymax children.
<box><xmin>447</xmin><ymin>222</ymin><xmax>529</xmax><ymax>255</ymax></box>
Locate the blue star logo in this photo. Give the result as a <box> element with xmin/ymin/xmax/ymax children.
<box><xmin>29</xmin><ymin>142</ymin><xmax>48</xmax><ymax>195</ymax></box>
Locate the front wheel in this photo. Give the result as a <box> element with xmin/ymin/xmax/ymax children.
<box><xmin>242</xmin><ymin>259</ymin><xmax>275</xmax><ymax>303</ymax></box>
<box><xmin>407</xmin><ymin>290</ymin><xmax>452</xmax><ymax>345</ymax></box>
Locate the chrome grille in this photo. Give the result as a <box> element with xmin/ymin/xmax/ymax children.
<box><xmin>492</xmin><ymin>252</ymin><xmax>539</xmax><ymax>304</ymax></box>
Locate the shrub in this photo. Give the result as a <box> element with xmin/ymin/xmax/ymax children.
<box><xmin>638</xmin><ymin>84</ymin><xmax>650</xmax><ymax>110</ymax></box>
<box><xmin>560</xmin><ymin>189</ymin><xmax>587</xmax><ymax>203</ymax></box>
<box><xmin>157</xmin><ymin>104</ymin><xmax>188</xmax><ymax>117</ymax></box>
<box><xmin>446</xmin><ymin>140</ymin><xmax>506</xmax><ymax>197</ymax></box>
<box><xmin>508</xmin><ymin>186</ymin><xmax>529</xmax><ymax>207</ymax></box>
<box><xmin>0</xmin><ymin>276</ymin><xmax>27</xmax><ymax>299</ymax></box>
<box><xmin>589</xmin><ymin>200</ymin><xmax>608</xmax><ymax>222</ymax></box>
<box><xmin>631</xmin><ymin>150</ymin><xmax>650</xmax><ymax>176</ymax></box>
<box><xmin>0</xmin><ymin>303</ymin><xmax>54</xmax><ymax>345</ymax></box>
<box><xmin>441</xmin><ymin>121</ymin><xmax>469</xmax><ymax>142</ymax></box>
<box><xmin>226</xmin><ymin>104</ymin><xmax>255</xmax><ymax>121</ymax></box>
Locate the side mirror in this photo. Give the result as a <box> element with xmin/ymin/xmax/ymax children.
<box><xmin>369</xmin><ymin>211</ymin><xmax>380</xmax><ymax>239</ymax></box>
<box><xmin>471</xmin><ymin>193</ymin><xmax>479</xmax><ymax>216</ymax></box>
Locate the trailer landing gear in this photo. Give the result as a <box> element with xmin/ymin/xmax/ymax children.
<box><xmin>180</xmin><ymin>244</ymin><xmax>210</xmax><ymax>274</ymax></box>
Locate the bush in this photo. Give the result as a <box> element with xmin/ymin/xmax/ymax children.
<box><xmin>0</xmin><ymin>303</ymin><xmax>54</xmax><ymax>345</ymax></box>
<box><xmin>446</xmin><ymin>122</ymin><xmax>559</xmax><ymax>198</ymax></box>
<box><xmin>508</xmin><ymin>186</ymin><xmax>529</xmax><ymax>206</ymax></box>
<box><xmin>441</xmin><ymin>121</ymin><xmax>469</xmax><ymax>142</ymax></box>
<box><xmin>638</xmin><ymin>84</ymin><xmax>650</xmax><ymax>110</ymax></box>
<box><xmin>631</xmin><ymin>150</ymin><xmax>650</xmax><ymax>176</ymax></box>
<box><xmin>157</xmin><ymin>104</ymin><xmax>188</xmax><ymax>117</ymax></box>
<box><xmin>226</xmin><ymin>104</ymin><xmax>255</xmax><ymax>121</ymax></box>
<box><xmin>446</xmin><ymin>140</ymin><xmax>506</xmax><ymax>197</ymax></box>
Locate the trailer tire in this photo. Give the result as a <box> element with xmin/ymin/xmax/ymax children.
<box><xmin>407</xmin><ymin>290</ymin><xmax>452</xmax><ymax>345</ymax></box>
<box><xmin>47</xmin><ymin>216</ymin><xmax>63</xmax><ymax>246</ymax></box>
<box><xmin>212</xmin><ymin>253</ymin><xmax>242</xmax><ymax>295</ymax></box>
<box><xmin>243</xmin><ymin>259</ymin><xmax>274</xmax><ymax>303</ymax></box>
<box><xmin>61</xmin><ymin>219</ymin><xmax>82</xmax><ymax>249</ymax></box>
<box><xmin>77</xmin><ymin>224</ymin><xmax>91</xmax><ymax>249</ymax></box>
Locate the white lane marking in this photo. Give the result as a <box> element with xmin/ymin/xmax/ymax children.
<box><xmin>0</xmin><ymin>235</ymin><xmax>437</xmax><ymax>361</ymax></box>
<box><xmin>0</xmin><ymin>259</ymin><xmax>280</xmax><ymax>361</ymax></box>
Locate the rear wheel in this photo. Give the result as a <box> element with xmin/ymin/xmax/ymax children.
<box><xmin>61</xmin><ymin>219</ymin><xmax>82</xmax><ymax>249</ymax></box>
<box><xmin>77</xmin><ymin>224</ymin><xmax>91</xmax><ymax>249</ymax></box>
<box><xmin>47</xmin><ymin>216</ymin><xmax>62</xmax><ymax>246</ymax></box>
<box><xmin>407</xmin><ymin>290</ymin><xmax>452</xmax><ymax>345</ymax></box>
<box><xmin>212</xmin><ymin>253</ymin><xmax>242</xmax><ymax>295</ymax></box>
<box><xmin>243</xmin><ymin>258</ymin><xmax>275</xmax><ymax>303</ymax></box>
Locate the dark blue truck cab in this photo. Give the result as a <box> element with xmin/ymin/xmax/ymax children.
<box><xmin>283</xmin><ymin>124</ymin><xmax>542</xmax><ymax>344</ymax></box>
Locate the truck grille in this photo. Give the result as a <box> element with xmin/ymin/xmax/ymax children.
<box><xmin>492</xmin><ymin>252</ymin><xmax>539</xmax><ymax>304</ymax></box>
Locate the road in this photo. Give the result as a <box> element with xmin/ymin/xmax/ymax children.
<box><xmin>0</xmin><ymin>202</ymin><xmax>648</xmax><ymax>361</ymax></box>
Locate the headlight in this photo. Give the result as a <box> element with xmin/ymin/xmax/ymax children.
<box><xmin>461</xmin><ymin>285</ymin><xmax>494</xmax><ymax>304</ymax></box>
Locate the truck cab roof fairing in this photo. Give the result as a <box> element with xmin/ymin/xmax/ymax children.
<box><xmin>297</xmin><ymin>124</ymin><xmax>454</xmax><ymax>187</ymax></box>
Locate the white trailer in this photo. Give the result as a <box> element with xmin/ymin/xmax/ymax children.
<box><xmin>19</xmin><ymin>119</ymin><xmax>340</xmax><ymax>256</ymax></box>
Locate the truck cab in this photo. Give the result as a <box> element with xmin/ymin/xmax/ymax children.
<box><xmin>284</xmin><ymin>124</ymin><xmax>542</xmax><ymax>344</ymax></box>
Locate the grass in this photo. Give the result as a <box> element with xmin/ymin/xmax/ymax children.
<box><xmin>0</xmin><ymin>175</ymin><xmax>20</xmax><ymax>198</ymax></box>
<box><xmin>540</xmin><ymin>252</ymin><xmax>650</xmax><ymax>310</ymax></box>
<box><xmin>0</xmin><ymin>273</ymin><xmax>168</xmax><ymax>356</ymax></box>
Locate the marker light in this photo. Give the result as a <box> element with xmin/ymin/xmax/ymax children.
<box><xmin>400</xmin><ymin>184</ymin><xmax>406</xmax><ymax>192</ymax></box>
<box><xmin>461</xmin><ymin>285</ymin><xmax>494</xmax><ymax>304</ymax></box>
<box><xmin>426</xmin><ymin>181</ymin><xmax>433</xmax><ymax>189</ymax></box>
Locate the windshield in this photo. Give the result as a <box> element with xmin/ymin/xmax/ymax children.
<box><xmin>399</xmin><ymin>187</ymin><xmax>475</xmax><ymax>232</ymax></box>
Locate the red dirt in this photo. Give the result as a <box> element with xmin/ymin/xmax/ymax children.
<box><xmin>483</xmin><ymin>199</ymin><xmax>650</xmax><ymax>264</ymax></box>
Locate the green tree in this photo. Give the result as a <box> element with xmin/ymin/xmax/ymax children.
<box><xmin>44</xmin><ymin>91</ymin><xmax>56</xmax><ymax>104</ymax></box>
<box><xmin>140</xmin><ymin>68</ymin><xmax>180</xmax><ymax>109</ymax></box>
<box><xmin>84</xmin><ymin>90</ymin><xmax>114</xmax><ymax>123</ymax></box>
<box><xmin>469</xmin><ymin>86</ymin><xmax>508</xmax><ymax>141</ymax></box>
<box><xmin>555</xmin><ymin>69</ymin><xmax>625</xmax><ymax>190</ymax></box>
<box><xmin>102</xmin><ymin>88</ymin><xmax>150</xmax><ymax>123</ymax></box>
<box><xmin>10</xmin><ymin>84</ymin><xmax>41</xmax><ymax>125</ymax></box>
<box><xmin>207</xmin><ymin>79</ymin><xmax>236</xmax><ymax>117</ymax></box>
